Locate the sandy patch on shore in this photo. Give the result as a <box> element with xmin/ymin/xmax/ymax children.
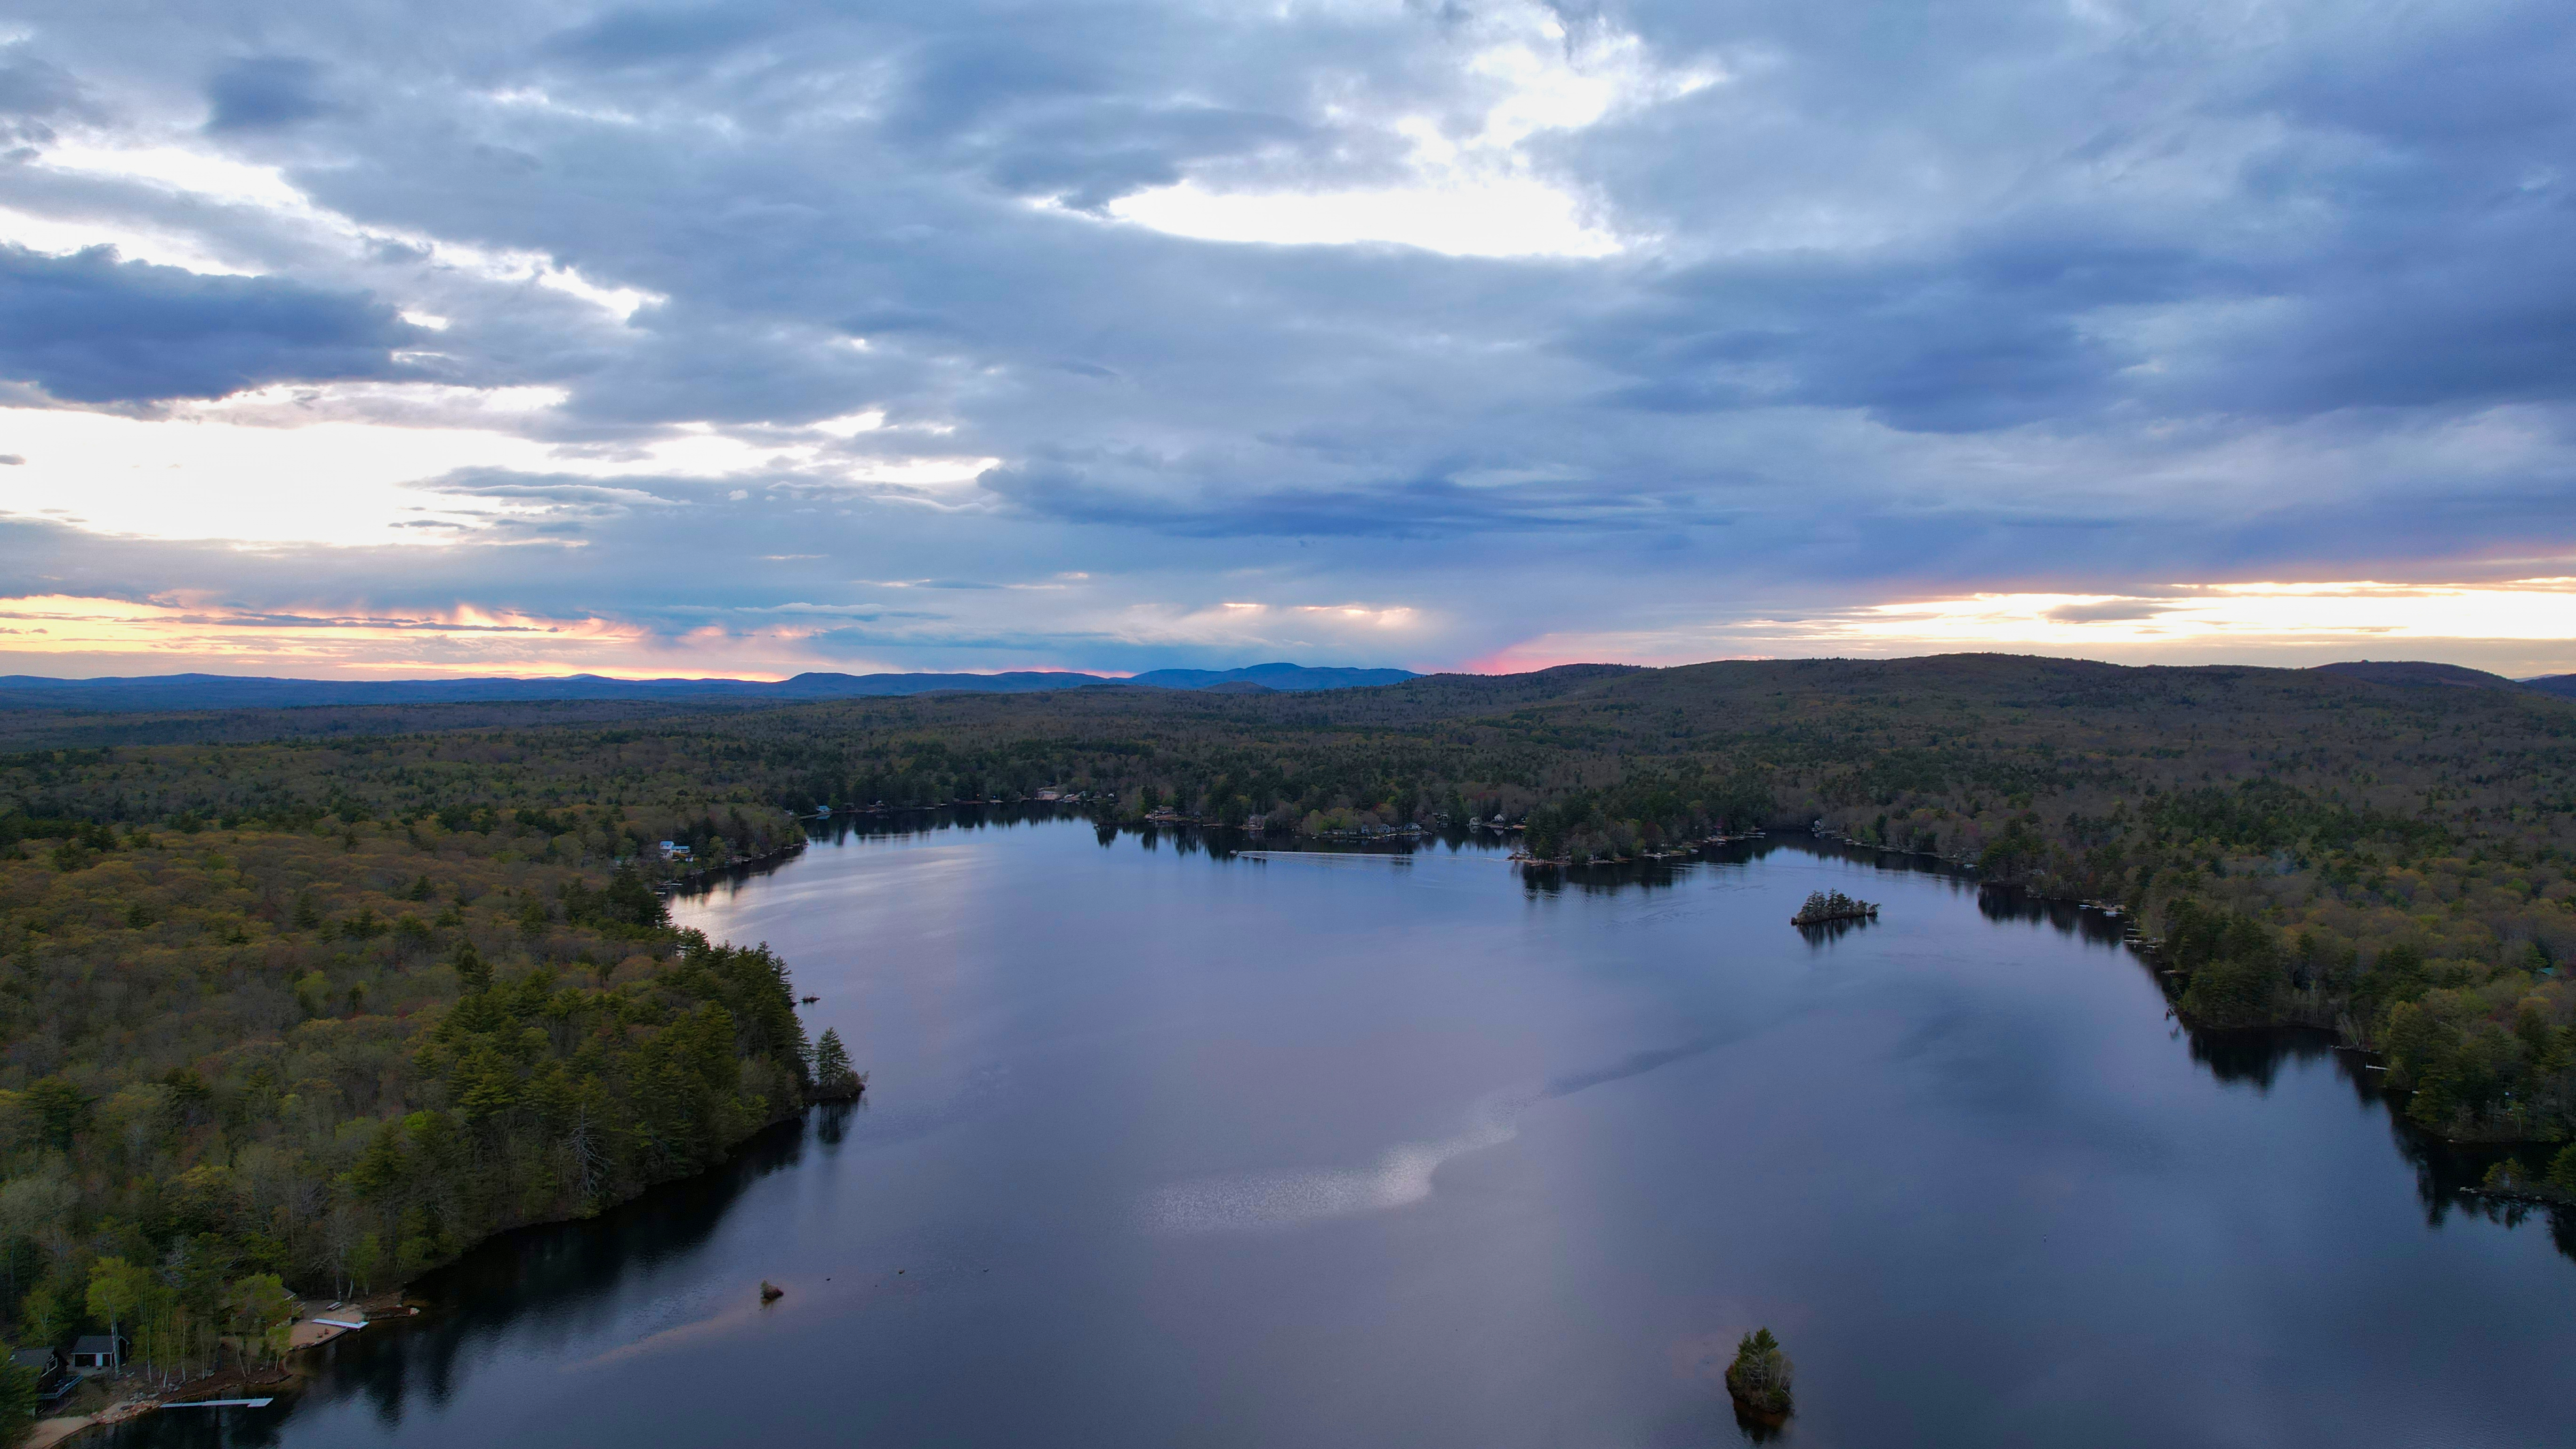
<box><xmin>286</xmin><ymin>1320</ymin><xmax>355</xmax><ymax>1350</ymax></box>
<box><xmin>26</xmin><ymin>1417</ymin><xmax>91</xmax><ymax>1449</ymax></box>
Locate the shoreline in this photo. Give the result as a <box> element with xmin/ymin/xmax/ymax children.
<box><xmin>25</xmin><ymin>1289</ymin><xmax>415</xmax><ymax>1447</ymax></box>
<box><xmin>28</xmin><ymin>1101</ymin><xmax>824</xmax><ymax>1446</ymax></box>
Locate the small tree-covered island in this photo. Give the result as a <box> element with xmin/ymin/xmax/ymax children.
<box><xmin>1725</xmin><ymin>1328</ymin><xmax>1795</xmax><ymax>1428</ymax></box>
<box><xmin>1792</xmin><ymin>890</ymin><xmax>1878</xmax><ymax>926</ymax></box>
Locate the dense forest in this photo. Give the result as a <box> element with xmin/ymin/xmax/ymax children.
<box><xmin>0</xmin><ymin>798</ymin><xmax>818</xmax><ymax>1401</ymax></box>
<box><xmin>3</xmin><ymin>650</ymin><xmax>2575</xmax><ymax>1388</ymax></box>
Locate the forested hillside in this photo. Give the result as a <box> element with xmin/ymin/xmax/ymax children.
<box><xmin>0</xmin><ymin>802</ymin><xmax>815</xmax><ymax>1389</ymax></box>
<box><xmin>5</xmin><ymin>648</ymin><xmax>2576</xmax><ymax>1362</ymax></box>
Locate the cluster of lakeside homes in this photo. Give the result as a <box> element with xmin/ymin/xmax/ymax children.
<box><xmin>8</xmin><ymin>1304</ymin><xmax>378</xmax><ymax>1431</ymax></box>
<box><xmin>792</xmin><ymin>789</ymin><xmax>1103</xmax><ymax>816</ymax></box>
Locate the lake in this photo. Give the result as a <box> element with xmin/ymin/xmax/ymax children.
<box><xmin>113</xmin><ymin>810</ymin><xmax>2576</xmax><ymax>1448</ymax></box>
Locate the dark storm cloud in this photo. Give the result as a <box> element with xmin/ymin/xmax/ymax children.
<box><xmin>203</xmin><ymin>56</ymin><xmax>335</xmax><ymax>132</ymax></box>
<box><xmin>982</xmin><ymin>462</ymin><xmax>1717</xmax><ymax>539</ymax></box>
<box><xmin>0</xmin><ymin>245</ymin><xmax>421</xmax><ymax>402</ymax></box>
<box><xmin>1587</xmin><ymin>229</ymin><xmax>2234</xmax><ymax>433</ymax></box>
<box><xmin>0</xmin><ymin>44</ymin><xmax>96</xmax><ymax>143</ymax></box>
<box><xmin>540</xmin><ymin>5</ymin><xmax>773</xmax><ymax>68</ymax></box>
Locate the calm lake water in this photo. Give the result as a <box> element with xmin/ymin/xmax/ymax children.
<box><xmin>118</xmin><ymin>811</ymin><xmax>2576</xmax><ymax>1448</ymax></box>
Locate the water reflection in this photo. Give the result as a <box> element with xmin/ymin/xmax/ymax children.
<box><xmin>693</xmin><ymin>811</ymin><xmax>2576</xmax><ymax>1271</ymax></box>
<box><xmin>2182</xmin><ymin>1024</ymin><xmax>2344</xmax><ymax>1093</ymax></box>
<box><xmin>2173</xmin><ymin>1021</ymin><xmax>2576</xmax><ymax>1256</ymax></box>
<box><xmin>680</xmin><ymin>805</ymin><xmax>1527</xmax><ymax>898</ymax></box>
<box><xmin>108</xmin><ymin>1117</ymin><xmax>833</xmax><ymax>1449</ymax></box>
<box><xmin>1731</xmin><ymin>1402</ymin><xmax>1787</xmax><ymax>1444</ymax></box>
<box><xmin>1794</xmin><ymin>914</ymin><xmax>1874</xmax><ymax>946</ymax></box>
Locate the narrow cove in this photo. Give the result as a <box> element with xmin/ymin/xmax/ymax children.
<box><xmin>110</xmin><ymin>810</ymin><xmax>2576</xmax><ymax>1448</ymax></box>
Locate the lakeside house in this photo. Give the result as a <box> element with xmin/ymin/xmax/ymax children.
<box><xmin>659</xmin><ymin>840</ymin><xmax>692</xmax><ymax>861</ymax></box>
<box><xmin>9</xmin><ymin>1346</ymin><xmax>71</xmax><ymax>1402</ymax></box>
<box><xmin>69</xmin><ymin>1334</ymin><xmax>125</xmax><ymax>1373</ymax></box>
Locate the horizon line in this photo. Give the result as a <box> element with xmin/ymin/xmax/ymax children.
<box><xmin>0</xmin><ymin>652</ymin><xmax>2568</xmax><ymax>687</ymax></box>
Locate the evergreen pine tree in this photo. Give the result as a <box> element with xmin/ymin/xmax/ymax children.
<box><xmin>454</xmin><ymin>943</ymin><xmax>493</xmax><ymax>994</ymax></box>
<box><xmin>812</xmin><ymin>1029</ymin><xmax>862</xmax><ymax>1099</ymax></box>
<box><xmin>2549</xmin><ymin>1142</ymin><xmax>2576</xmax><ymax>1199</ymax></box>
<box><xmin>0</xmin><ymin>1348</ymin><xmax>37</xmax><ymax>1444</ymax></box>
<box><xmin>606</xmin><ymin>863</ymin><xmax>668</xmax><ymax>929</ymax></box>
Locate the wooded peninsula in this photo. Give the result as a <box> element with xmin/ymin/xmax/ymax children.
<box><xmin>1</xmin><ymin>651</ymin><xmax>2572</xmax><ymax>1427</ymax></box>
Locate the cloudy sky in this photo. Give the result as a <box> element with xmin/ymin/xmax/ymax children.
<box><xmin>2</xmin><ymin>0</ymin><xmax>2573</xmax><ymax>681</ymax></box>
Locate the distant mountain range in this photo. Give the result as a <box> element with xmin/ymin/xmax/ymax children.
<box><xmin>4</xmin><ymin>658</ymin><xmax>2568</xmax><ymax>716</ymax></box>
<box><xmin>0</xmin><ymin>662</ymin><xmax>1422</xmax><ymax>712</ymax></box>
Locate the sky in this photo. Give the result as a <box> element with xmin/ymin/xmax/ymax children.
<box><xmin>2</xmin><ymin>0</ymin><xmax>2573</xmax><ymax>682</ymax></box>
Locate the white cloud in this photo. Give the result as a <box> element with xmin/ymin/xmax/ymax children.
<box><xmin>15</xmin><ymin>133</ymin><xmax>665</xmax><ymax>323</ymax></box>
<box><xmin>1096</xmin><ymin>0</ymin><xmax>1710</xmax><ymax>257</ymax></box>
<box><xmin>1833</xmin><ymin>580</ymin><xmax>2576</xmax><ymax>646</ymax></box>
<box><xmin>34</xmin><ymin>141</ymin><xmax>308</xmax><ymax>211</ymax></box>
<box><xmin>0</xmin><ymin>401</ymin><xmax>568</xmax><ymax>546</ymax></box>
<box><xmin>1466</xmin><ymin>580</ymin><xmax>2576</xmax><ymax>678</ymax></box>
<box><xmin>0</xmin><ymin>381</ymin><xmax>1004</xmax><ymax>547</ymax></box>
<box><xmin>1106</xmin><ymin>174</ymin><xmax>1619</xmax><ymax>258</ymax></box>
<box><xmin>0</xmin><ymin>203</ymin><xmax>250</xmax><ymax>274</ymax></box>
<box><xmin>1109</xmin><ymin>597</ymin><xmax>1432</xmax><ymax>649</ymax></box>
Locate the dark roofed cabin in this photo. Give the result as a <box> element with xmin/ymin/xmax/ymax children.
<box><xmin>8</xmin><ymin>1345</ymin><xmax>71</xmax><ymax>1400</ymax></box>
<box><xmin>69</xmin><ymin>1334</ymin><xmax>125</xmax><ymax>1372</ymax></box>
